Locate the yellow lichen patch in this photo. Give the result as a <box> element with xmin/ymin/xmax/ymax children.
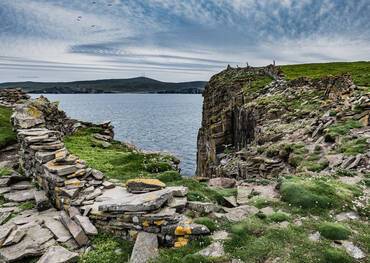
<box><xmin>126</xmin><ymin>178</ymin><xmax>166</xmax><ymax>188</ymax></box>
<box><xmin>26</xmin><ymin>106</ymin><xmax>43</xmax><ymax>118</ymax></box>
<box><xmin>175</xmin><ymin>226</ymin><xmax>192</xmax><ymax>235</ymax></box>
<box><xmin>142</xmin><ymin>220</ymin><xmax>150</xmax><ymax>227</ymax></box>
<box><xmin>174</xmin><ymin>237</ymin><xmax>189</xmax><ymax>248</ymax></box>
<box><xmin>129</xmin><ymin>230</ymin><xmax>138</xmax><ymax>239</ymax></box>
<box><xmin>154</xmin><ymin>220</ymin><xmax>165</xmax><ymax>226</ymax></box>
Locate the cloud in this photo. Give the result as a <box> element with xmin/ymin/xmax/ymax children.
<box><xmin>0</xmin><ymin>0</ymin><xmax>369</xmax><ymax>82</ymax></box>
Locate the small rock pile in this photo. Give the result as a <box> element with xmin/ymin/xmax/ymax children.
<box><xmin>88</xmin><ymin>179</ymin><xmax>210</xmax><ymax>247</ymax></box>
<box><xmin>0</xmin><ymin>88</ymin><xmax>30</xmax><ymax>107</ymax></box>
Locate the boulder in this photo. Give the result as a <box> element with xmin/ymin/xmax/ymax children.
<box><xmin>126</xmin><ymin>179</ymin><xmax>165</xmax><ymax>193</ymax></box>
<box><xmin>37</xmin><ymin>245</ymin><xmax>79</xmax><ymax>263</ymax></box>
<box><xmin>130</xmin><ymin>232</ymin><xmax>159</xmax><ymax>263</ymax></box>
<box><xmin>208</xmin><ymin>177</ymin><xmax>236</xmax><ymax>188</ymax></box>
<box><xmin>236</xmin><ymin>186</ymin><xmax>252</xmax><ymax>205</ymax></box>
<box><xmin>223</xmin><ymin>205</ymin><xmax>259</xmax><ymax>222</ymax></box>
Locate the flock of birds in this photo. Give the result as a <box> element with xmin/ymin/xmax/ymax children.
<box><xmin>77</xmin><ymin>1</ymin><xmax>114</xmax><ymax>28</ymax></box>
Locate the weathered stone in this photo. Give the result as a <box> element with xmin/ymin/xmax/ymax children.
<box><xmin>335</xmin><ymin>211</ymin><xmax>359</xmax><ymax>221</ymax></box>
<box><xmin>44</xmin><ymin>218</ymin><xmax>72</xmax><ymax>243</ymax></box>
<box><xmin>86</xmin><ymin>188</ymin><xmax>102</xmax><ymax>200</ymax></box>
<box><xmin>223</xmin><ymin>205</ymin><xmax>259</xmax><ymax>222</ymax></box>
<box><xmin>35</xmin><ymin>151</ymin><xmax>57</xmax><ymax>164</ymax></box>
<box><xmin>208</xmin><ymin>177</ymin><xmax>236</xmax><ymax>188</ymax></box>
<box><xmin>2</xmin><ymin>227</ymin><xmax>26</xmax><ymax>246</ymax></box>
<box><xmin>64</xmin><ymin>178</ymin><xmax>83</xmax><ymax>188</ymax></box>
<box><xmin>126</xmin><ymin>179</ymin><xmax>166</xmax><ymax>193</ymax></box>
<box><xmin>74</xmin><ymin>215</ymin><xmax>98</xmax><ymax>236</ymax></box>
<box><xmin>0</xmin><ymin>224</ymin><xmax>16</xmax><ymax>246</ymax></box>
<box><xmin>102</xmin><ymin>181</ymin><xmax>115</xmax><ymax>189</ymax></box>
<box><xmin>130</xmin><ymin>232</ymin><xmax>159</xmax><ymax>263</ymax></box>
<box><xmin>0</xmin><ymin>212</ymin><xmax>12</xmax><ymax>225</ymax></box>
<box><xmin>260</xmin><ymin>207</ymin><xmax>274</xmax><ymax>216</ymax></box>
<box><xmin>197</xmin><ymin>241</ymin><xmax>225</xmax><ymax>257</ymax></box>
<box><xmin>223</xmin><ymin>196</ymin><xmax>238</xmax><ymax>207</ymax></box>
<box><xmin>167</xmin><ymin>197</ymin><xmax>187</xmax><ymax>211</ymax></box>
<box><xmin>211</xmin><ymin>230</ymin><xmax>230</xmax><ymax>241</ymax></box>
<box><xmin>44</xmin><ymin>161</ymin><xmax>77</xmax><ymax>176</ymax></box>
<box><xmin>59</xmin><ymin>211</ymin><xmax>89</xmax><ymax>247</ymax></box>
<box><xmin>97</xmin><ymin>187</ymin><xmax>173</xmax><ymax>212</ymax></box>
<box><xmin>34</xmin><ymin>190</ymin><xmax>51</xmax><ymax>211</ymax></box>
<box><xmin>10</xmin><ymin>181</ymin><xmax>33</xmax><ymax>191</ymax></box>
<box><xmin>187</xmin><ymin>201</ymin><xmax>216</xmax><ymax>214</ymax></box>
<box><xmin>91</xmin><ymin>169</ymin><xmax>104</xmax><ymax>180</ymax></box>
<box><xmin>37</xmin><ymin>245</ymin><xmax>79</xmax><ymax>263</ymax></box>
<box><xmin>4</xmin><ymin>189</ymin><xmax>35</xmax><ymax>202</ymax></box>
<box><xmin>68</xmin><ymin>207</ymin><xmax>81</xmax><ymax>219</ymax></box>
<box><xmin>167</xmin><ymin>186</ymin><xmax>188</xmax><ymax>197</ymax></box>
<box><xmin>30</xmin><ymin>142</ymin><xmax>64</xmax><ymax>151</ymax></box>
<box><xmin>24</xmin><ymin>134</ymin><xmax>49</xmax><ymax>144</ymax></box>
<box><xmin>308</xmin><ymin>232</ymin><xmax>320</xmax><ymax>242</ymax></box>
<box><xmin>342</xmin><ymin>241</ymin><xmax>365</xmax><ymax>259</ymax></box>
<box><xmin>236</xmin><ymin>186</ymin><xmax>252</xmax><ymax>205</ymax></box>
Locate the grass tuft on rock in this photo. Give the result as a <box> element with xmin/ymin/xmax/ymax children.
<box><xmin>268</xmin><ymin>212</ymin><xmax>290</xmax><ymax>223</ymax></box>
<box><xmin>323</xmin><ymin>248</ymin><xmax>353</xmax><ymax>263</ymax></box>
<box><xmin>319</xmin><ymin>222</ymin><xmax>351</xmax><ymax>240</ymax></box>
<box><xmin>0</xmin><ymin>168</ymin><xmax>12</xmax><ymax>177</ymax></box>
<box><xmin>193</xmin><ymin>217</ymin><xmax>218</xmax><ymax>232</ymax></box>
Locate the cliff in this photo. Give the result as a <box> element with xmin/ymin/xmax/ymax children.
<box><xmin>197</xmin><ymin>64</ymin><xmax>369</xmax><ymax>180</ymax></box>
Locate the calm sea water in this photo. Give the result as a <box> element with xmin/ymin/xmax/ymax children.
<box><xmin>31</xmin><ymin>94</ymin><xmax>203</xmax><ymax>176</ymax></box>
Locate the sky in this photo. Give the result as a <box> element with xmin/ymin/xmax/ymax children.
<box><xmin>0</xmin><ymin>0</ymin><xmax>369</xmax><ymax>83</ymax></box>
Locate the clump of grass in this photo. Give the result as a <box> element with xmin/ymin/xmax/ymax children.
<box><xmin>338</xmin><ymin>138</ymin><xmax>368</xmax><ymax>156</ymax></box>
<box><xmin>279</xmin><ymin>176</ymin><xmax>360</xmax><ymax>211</ymax></box>
<box><xmin>193</xmin><ymin>217</ymin><xmax>218</xmax><ymax>232</ymax></box>
<box><xmin>152</xmin><ymin>237</ymin><xmax>211</xmax><ymax>263</ymax></box>
<box><xmin>18</xmin><ymin>201</ymin><xmax>35</xmax><ymax>211</ymax></box>
<box><xmin>0</xmin><ymin>106</ymin><xmax>17</xmax><ymax>149</ymax></box>
<box><xmin>0</xmin><ymin>168</ymin><xmax>12</xmax><ymax>177</ymax></box>
<box><xmin>325</xmin><ymin>120</ymin><xmax>362</xmax><ymax>138</ymax></box>
<box><xmin>268</xmin><ymin>212</ymin><xmax>290</xmax><ymax>223</ymax></box>
<box><xmin>79</xmin><ymin>234</ymin><xmax>133</xmax><ymax>263</ymax></box>
<box><xmin>319</xmin><ymin>222</ymin><xmax>351</xmax><ymax>240</ymax></box>
<box><xmin>336</xmin><ymin>169</ymin><xmax>356</xmax><ymax>177</ymax></box>
<box><xmin>323</xmin><ymin>248</ymin><xmax>353</xmax><ymax>263</ymax></box>
<box><xmin>299</xmin><ymin>159</ymin><xmax>329</xmax><ymax>172</ymax></box>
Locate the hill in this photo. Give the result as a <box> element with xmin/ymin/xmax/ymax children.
<box><xmin>0</xmin><ymin>77</ymin><xmax>207</xmax><ymax>94</ymax></box>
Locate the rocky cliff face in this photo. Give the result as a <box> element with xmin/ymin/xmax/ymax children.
<box><xmin>197</xmin><ymin>65</ymin><xmax>369</xmax><ymax>180</ymax></box>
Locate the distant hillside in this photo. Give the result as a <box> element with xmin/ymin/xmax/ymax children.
<box><xmin>0</xmin><ymin>77</ymin><xmax>207</xmax><ymax>94</ymax></box>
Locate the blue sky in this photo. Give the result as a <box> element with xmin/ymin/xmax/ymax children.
<box><xmin>0</xmin><ymin>0</ymin><xmax>369</xmax><ymax>82</ymax></box>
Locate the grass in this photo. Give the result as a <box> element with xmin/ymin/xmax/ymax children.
<box><xmin>0</xmin><ymin>105</ymin><xmax>17</xmax><ymax>149</ymax></box>
<box><xmin>325</xmin><ymin>120</ymin><xmax>363</xmax><ymax>138</ymax></box>
<box><xmin>64</xmin><ymin>128</ymin><xmax>178</xmax><ymax>182</ymax></box>
<box><xmin>18</xmin><ymin>201</ymin><xmax>35</xmax><ymax>211</ymax></box>
<box><xmin>0</xmin><ymin>167</ymin><xmax>12</xmax><ymax>177</ymax></box>
<box><xmin>279</xmin><ymin>176</ymin><xmax>361</xmax><ymax>212</ymax></box>
<box><xmin>338</xmin><ymin>138</ymin><xmax>368</xmax><ymax>156</ymax></box>
<box><xmin>79</xmin><ymin>234</ymin><xmax>133</xmax><ymax>263</ymax></box>
<box><xmin>243</xmin><ymin>75</ymin><xmax>274</xmax><ymax>94</ymax></box>
<box><xmin>319</xmin><ymin>222</ymin><xmax>351</xmax><ymax>240</ymax></box>
<box><xmin>193</xmin><ymin>217</ymin><xmax>218</xmax><ymax>232</ymax></box>
<box><xmin>280</xmin><ymin>61</ymin><xmax>370</xmax><ymax>86</ymax></box>
<box><xmin>268</xmin><ymin>212</ymin><xmax>290</xmax><ymax>223</ymax></box>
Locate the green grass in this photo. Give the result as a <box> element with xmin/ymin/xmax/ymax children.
<box><xmin>319</xmin><ymin>222</ymin><xmax>351</xmax><ymax>240</ymax></box>
<box><xmin>243</xmin><ymin>76</ymin><xmax>274</xmax><ymax>94</ymax></box>
<box><xmin>79</xmin><ymin>234</ymin><xmax>133</xmax><ymax>263</ymax></box>
<box><xmin>279</xmin><ymin>176</ymin><xmax>361</xmax><ymax>212</ymax></box>
<box><xmin>325</xmin><ymin>120</ymin><xmax>363</xmax><ymax>138</ymax></box>
<box><xmin>193</xmin><ymin>217</ymin><xmax>218</xmax><ymax>232</ymax></box>
<box><xmin>268</xmin><ymin>212</ymin><xmax>290</xmax><ymax>223</ymax></box>
<box><xmin>64</xmin><ymin>128</ymin><xmax>178</xmax><ymax>182</ymax></box>
<box><xmin>338</xmin><ymin>138</ymin><xmax>368</xmax><ymax>156</ymax></box>
<box><xmin>18</xmin><ymin>201</ymin><xmax>35</xmax><ymax>211</ymax></box>
<box><xmin>0</xmin><ymin>168</ymin><xmax>12</xmax><ymax>177</ymax></box>
<box><xmin>0</xmin><ymin>106</ymin><xmax>16</xmax><ymax>149</ymax></box>
<box><xmin>280</xmin><ymin>61</ymin><xmax>370</xmax><ymax>86</ymax></box>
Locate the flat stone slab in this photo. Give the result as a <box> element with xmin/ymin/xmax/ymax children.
<box><xmin>37</xmin><ymin>245</ymin><xmax>78</xmax><ymax>263</ymax></box>
<box><xmin>96</xmin><ymin>187</ymin><xmax>173</xmax><ymax>212</ymax></box>
<box><xmin>126</xmin><ymin>178</ymin><xmax>166</xmax><ymax>193</ymax></box>
<box><xmin>236</xmin><ymin>186</ymin><xmax>252</xmax><ymax>205</ymax></box>
<box><xmin>223</xmin><ymin>205</ymin><xmax>259</xmax><ymax>222</ymax></box>
<box><xmin>59</xmin><ymin>212</ymin><xmax>89</xmax><ymax>247</ymax></box>
<box><xmin>197</xmin><ymin>241</ymin><xmax>225</xmax><ymax>257</ymax></box>
<box><xmin>44</xmin><ymin>218</ymin><xmax>72</xmax><ymax>243</ymax></box>
<box><xmin>74</xmin><ymin>215</ymin><xmax>97</xmax><ymax>236</ymax></box>
<box><xmin>4</xmin><ymin>189</ymin><xmax>35</xmax><ymax>202</ymax></box>
<box><xmin>130</xmin><ymin>232</ymin><xmax>159</xmax><ymax>263</ymax></box>
<box><xmin>44</xmin><ymin>161</ymin><xmax>78</xmax><ymax>176</ymax></box>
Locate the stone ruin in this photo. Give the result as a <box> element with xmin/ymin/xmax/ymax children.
<box><xmin>0</xmin><ymin>88</ymin><xmax>30</xmax><ymax>107</ymax></box>
<box><xmin>0</xmin><ymin>94</ymin><xmax>210</xmax><ymax>262</ymax></box>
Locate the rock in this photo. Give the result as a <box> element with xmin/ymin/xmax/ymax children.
<box><xmin>341</xmin><ymin>241</ymin><xmax>365</xmax><ymax>259</ymax></box>
<box><xmin>68</xmin><ymin>207</ymin><xmax>81</xmax><ymax>219</ymax></box>
<box><xmin>98</xmin><ymin>187</ymin><xmax>173</xmax><ymax>212</ymax></box>
<box><xmin>0</xmin><ymin>224</ymin><xmax>16</xmax><ymax>246</ymax></box>
<box><xmin>260</xmin><ymin>207</ymin><xmax>274</xmax><ymax>216</ymax></box>
<box><xmin>208</xmin><ymin>177</ymin><xmax>236</xmax><ymax>188</ymax></box>
<box><xmin>4</xmin><ymin>189</ymin><xmax>35</xmax><ymax>202</ymax></box>
<box><xmin>167</xmin><ymin>186</ymin><xmax>188</xmax><ymax>197</ymax></box>
<box><xmin>197</xmin><ymin>241</ymin><xmax>225</xmax><ymax>257</ymax></box>
<box><xmin>44</xmin><ymin>161</ymin><xmax>77</xmax><ymax>176</ymax></box>
<box><xmin>167</xmin><ymin>197</ymin><xmax>187</xmax><ymax>211</ymax></box>
<box><xmin>44</xmin><ymin>218</ymin><xmax>72</xmax><ymax>243</ymax></box>
<box><xmin>187</xmin><ymin>201</ymin><xmax>216</xmax><ymax>214</ymax></box>
<box><xmin>130</xmin><ymin>232</ymin><xmax>159</xmax><ymax>263</ymax></box>
<box><xmin>102</xmin><ymin>181</ymin><xmax>115</xmax><ymax>189</ymax></box>
<box><xmin>0</xmin><ymin>212</ymin><xmax>12</xmax><ymax>225</ymax></box>
<box><xmin>34</xmin><ymin>190</ymin><xmax>51</xmax><ymax>211</ymax></box>
<box><xmin>211</xmin><ymin>230</ymin><xmax>230</xmax><ymax>241</ymax></box>
<box><xmin>236</xmin><ymin>186</ymin><xmax>252</xmax><ymax>205</ymax></box>
<box><xmin>91</xmin><ymin>169</ymin><xmax>104</xmax><ymax>180</ymax></box>
<box><xmin>326</xmin><ymin>154</ymin><xmax>344</xmax><ymax>168</ymax></box>
<box><xmin>59</xmin><ymin>211</ymin><xmax>89</xmax><ymax>247</ymax></box>
<box><xmin>223</xmin><ymin>205</ymin><xmax>258</xmax><ymax>222</ymax></box>
<box><xmin>2</xmin><ymin>227</ymin><xmax>26</xmax><ymax>246</ymax></box>
<box><xmin>86</xmin><ymin>188</ymin><xmax>102</xmax><ymax>200</ymax></box>
<box><xmin>335</xmin><ymin>211</ymin><xmax>359</xmax><ymax>221</ymax></box>
<box><xmin>346</xmin><ymin>154</ymin><xmax>362</xmax><ymax>169</ymax></box>
<box><xmin>74</xmin><ymin>215</ymin><xmax>98</xmax><ymax>236</ymax></box>
<box><xmin>37</xmin><ymin>245</ymin><xmax>79</xmax><ymax>263</ymax></box>
<box><xmin>223</xmin><ymin>196</ymin><xmax>238</xmax><ymax>207</ymax></box>
<box><xmin>308</xmin><ymin>232</ymin><xmax>320</xmax><ymax>242</ymax></box>
<box><xmin>93</xmin><ymin>133</ymin><xmax>111</xmax><ymax>142</ymax></box>
<box><xmin>126</xmin><ymin>179</ymin><xmax>166</xmax><ymax>193</ymax></box>
<box><xmin>10</xmin><ymin>181</ymin><xmax>33</xmax><ymax>191</ymax></box>
<box><xmin>0</xmin><ymin>223</ymin><xmax>55</xmax><ymax>262</ymax></box>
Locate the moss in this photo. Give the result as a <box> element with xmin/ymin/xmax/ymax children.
<box><xmin>338</xmin><ymin>138</ymin><xmax>368</xmax><ymax>156</ymax></box>
<box><xmin>243</xmin><ymin>76</ymin><xmax>274</xmax><ymax>94</ymax></box>
<box><xmin>280</xmin><ymin>61</ymin><xmax>370</xmax><ymax>86</ymax></box>
<box><xmin>268</xmin><ymin>212</ymin><xmax>290</xmax><ymax>223</ymax></box>
<box><xmin>325</xmin><ymin>120</ymin><xmax>362</xmax><ymax>138</ymax></box>
<box><xmin>193</xmin><ymin>217</ymin><xmax>218</xmax><ymax>232</ymax></box>
<box><xmin>319</xmin><ymin>222</ymin><xmax>351</xmax><ymax>240</ymax></box>
<box><xmin>323</xmin><ymin>248</ymin><xmax>353</xmax><ymax>263</ymax></box>
<box><xmin>0</xmin><ymin>106</ymin><xmax>17</xmax><ymax>149</ymax></box>
<box><xmin>299</xmin><ymin>159</ymin><xmax>329</xmax><ymax>172</ymax></box>
<box><xmin>0</xmin><ymin>168</ymin><xmax>12</xmax><ymax>177</ymax></box>
<box><xmin>280</xmin><ymin>176</ymin><xmax>360</xmax><ymax>211</ymax></box>
<box><xmin>79</xmin><ymin>234</ymin><xmax>133</xmax><ymax>263</ymax></box>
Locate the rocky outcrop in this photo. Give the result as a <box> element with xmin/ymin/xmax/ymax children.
<box><xmin>197</xmin><ymin>65</ymin><xmax>370</xmax><ymax>180</ymax></box>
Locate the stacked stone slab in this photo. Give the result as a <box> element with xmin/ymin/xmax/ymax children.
<box><xmin>0</xmin><ymin>88</ymin><xmax>30</xmax><ymax>107</ymax></box>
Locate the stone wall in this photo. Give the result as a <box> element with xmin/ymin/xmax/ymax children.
<box><xmin>0</xmin><ymin>88</ymin><xmax>30</xmax><ymax>107</ymax></box>
<box><xmin>10</xmin><ymin>95</ymin><xmax>209</xmax><ymax>247</ymax></box>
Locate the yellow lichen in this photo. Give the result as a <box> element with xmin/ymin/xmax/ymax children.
<box><xmin>26</xmin><ymin>106</ymin><xmax>42</xmax><ymax>118</ymax></box>
<box><xmin>126</xmin><ymin>178</ymin><xmax>166</xmax><ymax>188</ymax></box>
<box><xmin>142</xmin><ymin>220</ymin><xmax>150</xmax><ymax>227</ymax></box>
<box><xmin>174</xmin><ymin>237</ymin><xmax>189</xmax><ymax>248</ymax></box>
<box><xmin>154</xmin><ymin>220</ymin><xmax>165</xmax><ymax>226</ymax></box>
<box><xmin>175</xmin><ymin>226</ymin><xmax>192</xmax><ymax>235</ymax></box>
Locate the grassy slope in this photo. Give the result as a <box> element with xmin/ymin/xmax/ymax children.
<box><xmin>280</xmin><ymin>61</ymin><xmax>370</xmax><ymax>86</ymax></box>
<box><xmin>0</xmin><ymin>105</ymin><xmax>16</xmax><ymax>148</ymax></box>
